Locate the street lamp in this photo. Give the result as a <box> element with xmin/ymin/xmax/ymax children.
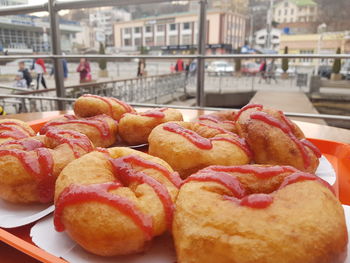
<box><xmin>315</xmin><ymin>23</ymin><xmax>327</xmax><ymax>75</ymax></box>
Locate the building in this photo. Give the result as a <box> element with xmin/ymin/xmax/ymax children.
<box><xmin>0</xmin><ymin>0</ymin><xmax>81</xmax><ymax>54</ymax></box>
<box><xmin>279</xmin><ymin>31</ymin><xmax>350</xmax><ymax>65</ymax></box>
<box><xmin>114</xmin><ymin>10</ymin><xmax>247</xmax><ymax>54</ymax></box>
<box><xmin>89</xmin><ymin>8</ymin><xmax>131</xmax><ymax>46</ymax></box>
<box><xmin>273</xmin><ymin>0</ymin><xmax>317</xmax><ymax>24</ymax></box>
<box><xmin>210</xmin><ymin>0</ymin><xmax>249</xmax><ymax>14</ymax></box>
<box><xmin>254</xmin><ymin>28</ymin><xmax>282</xmax><ymax>50</ymax></box>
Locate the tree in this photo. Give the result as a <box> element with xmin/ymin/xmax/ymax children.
<box><xmin>314</xmin><ymin>0</ymin><xmax>350</xmax><ymax>31</ymax></box>
<box><xmin>282</xmin><ymin>46</ymin><xmax>289</xmax><ymax>73</ymax></box>
<box><xmin>98</xmin><ymin>42</ymin><xmax>107</xmax><ymax>71</ymax></box>
<box><xmin>332</xmin><ymin>47</ymin><xmax>341</xmax><ymax>74</ymax></box>
<box><xmin>235</xmin><ymin>47</ymin><xmax>242</xmax><ymax>73</ymax></box>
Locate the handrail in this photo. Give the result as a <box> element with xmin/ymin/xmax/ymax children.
<box><xmin>1</xmin><ymin>94</ymin><xmax>350</xmax><ymax>121</ymax></box>
<box><xmin>14</xmin><ymin>73</ymin><xmax>183</xmax><ymax>95</ymax></box>
<box><xmin>0</xmin><ymin>54</ymin><xmax>350</xmax><ymax>60</ymax></box>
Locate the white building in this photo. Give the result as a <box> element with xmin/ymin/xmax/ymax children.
<box><xmin>254</xmin><ymin>28</ymin><xmax>282</xmax><ymax>51</ymax></box>
<box><xmin>273</xmin><ymin>0</ymin><xmax>317</xmax><ymax>23</ymax></box>
<box><xmin>89</xmin><ymin>8</ymin><xmax>131</xmax><ymax>46</ymax></box>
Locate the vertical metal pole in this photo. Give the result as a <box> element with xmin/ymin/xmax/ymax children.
<box><xmin>196</xmin><ymin>0</ymin><xmax>207</xmax><ymax>107</ymax></box>
<box><xmin>48</xmin><ymin>0</ymin><xmax>65</xmax><ymax>110</ymax></box>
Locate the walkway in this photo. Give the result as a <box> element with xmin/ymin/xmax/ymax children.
<box><xmin>249</xmin><ymin>90</ymin><xmax>327</xmax><ymax>125</ymax></box>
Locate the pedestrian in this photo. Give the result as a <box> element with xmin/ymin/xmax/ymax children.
<box><xmin>50</xmin><ymin>58</ymin><xmax>68</xmax><ymax>80</ymax></box>
<box><xmin>137</xmin><ymin>59</ymin><xmax>146</xmax><ymax>77</ymax></box>
<box><xmin>32</xmin><ymin>58</ymin><xmax>48</xmax><ymax>89</ymax></box>
<box><xmin>18</xmin><ymin>61</ymin><xmax>32</xmax><ymax>88</ymax></box>
<box><xmin>258</xmin><ymin>59</ymin><xmax>267</xmax><ymax>84</ymax></box>
<box><xmin>170</xmin><ymin>63</ymin><xmax>175</xmax><ymax>73</ymax></box>
<box><xmin>266</xmin><ymin>59</ymin><xmax>278</xmax><ymax>84</ymax></box>
<box><xmin>175</xmin><ymin>58</ymin><xmax>184</xmax><ymax>72</ymax></box>
<box><xmin>76</xmin><ymin>58</ymin><xmax>91</xmax><ymax>83</ymax></box>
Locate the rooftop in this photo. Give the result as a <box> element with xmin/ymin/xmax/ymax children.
<box><xmin>289</xmin><ymin>0</ymin><xmax>317</xmax><ymax>6</ymax></box>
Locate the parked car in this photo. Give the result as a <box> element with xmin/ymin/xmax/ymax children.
<box><xmin>317</xmin><ymin>65</ymin><xmax>332</xmax><ymax>79</ymax></box>
<box><xmin>207</xmin><ymin>61</ymin><xmax>234</xmax><ymax>76</ymax></box>
<box><xmin>241</xmin><ymin>62</ymin><xmax>260</xmax><ymax>76</ymax></box>
<box><xmin>340</xmin><ymin>59</ymin><xmax>350</xmax><ymax>80</ymax></box>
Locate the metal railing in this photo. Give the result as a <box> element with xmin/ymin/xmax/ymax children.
<box><xmin>0</xmin><ymin>0</ymin><xmax>350</xmax><ymax>120</ymax></box>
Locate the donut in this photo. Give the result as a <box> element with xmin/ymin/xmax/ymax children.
<box><xmin>173</xmin><ymin>165</ymin><xmax>347</xmax><ymax>263</ymax></box>
<box><xmin>54</xmin><ymin>147</ymin><xmax>181</xmax><ymax>256</ymax></box>
<box><xmin>198</xmin><ymin>110</ymin><xmax>237</xmax><ymax>133</ymax></box>
<box><xmin>118</xmin><ymin>108</ymin><xmax>183</xmax><ymax>145</ymax></box>
<box><xmin>235</xmin><ymin>104</ymin><xmax>320</xmax><ymax>173</ymax></box>
<box><xmin>40</xmin><ymin>114</ymin><xmax>118</xmax><ymax>148</ymax></box>
<box><xmin>0</xmin><ymin>119</ymin><xmax>36</xmax><ymax>144</ymax></box>
<box><xmin>148</xmin><ymin>121</ymin><xmax>252</xmax><ymax>178</ymax></box>
<box><xmin>0</xmin><ymin>129</ymin><xmax>94</xmax><ymax>203</ymax></box>
<box><xmin>74</xmin><ymin>94</ymin><xmax>135</xmax><ymax>120</ymax></box>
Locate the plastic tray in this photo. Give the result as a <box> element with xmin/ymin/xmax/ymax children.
<box><xmin>0</xmin><ymin>118</ymin><xmax>349</xmax><ymax>263</ymax></box>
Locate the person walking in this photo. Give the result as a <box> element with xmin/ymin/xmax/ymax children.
<box><xmin>266</xmin><ymin>59</ymin><xmax>278</xmax><ymax>84</ymax></box>
<box><xmin>258</xmin><ymin>59</ymin><xmax>267</xmax><ymax>84</ymax></box>
<box><xmin>175</xmin><ymin>58</ymin><xmax>184</xmax><ymax>72</ymax></box>
<box><xmin>76</xmin><ymin>58</ymin><xmax>91</xmax><ymax>83</ymax></box>
<box><xmin>33</xmin><ymin>58</ymin><xmax>47</xmax><ymax>89</ymax></box>
<box><xmin>18</xmin><ymin>61</ymin><xmax>32</xmax><ymax>88</ymax></box>
<box><xmin>50</xmin><ymin>58</ymin><xmax>68</xmax><ymax>81</ymax></box>
<box><xmin>137</xmin><ymin>59</ymin><xmax>146</xmax><ymax>77</ymax></box>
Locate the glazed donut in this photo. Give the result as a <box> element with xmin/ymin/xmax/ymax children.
<box><xmin>148</xmin><ymin>121</ymin><xmax>252</xmax><ymax>178</ymax></box>
<box><xmin>118</xmin><ymin>108</ymin><xmax>183</xmax><ymax>145</ymax></box>
<box><xmin>0</xmin><ymin>129</ymin><xmax>94</xmax><ymax>203</ymax></box>
<box><xmin>40</xmin><ymin>114</ymin><xmax>118</xmax><ymax>148</ymax></box>
<box><xmin>173</xmin><ymin>165</ymin><xmax>347</xmax><ymax>263</ymax></box>
<box><xmin>74</xmin><ymin>94</ymin><xmax>135</xmax><ymax>120</ymax></box>
<box><xmin>198</xmin><ymin>110</ymin><xmax>237</xmax><ymax>133</ymax></box>
<box><xmin>235</xmin><ymin>104</ymin><xmax>320</xmax><ymax>173</ymax></box>
<box><xmin>54</xmin><ymin>147</ymin><xmax>181</xmax><ymax>256</ymax></box>
<box><xmin>0</xmin><ymin>119</ymin><xmax>36</xmax><ymax>144</ymax></box>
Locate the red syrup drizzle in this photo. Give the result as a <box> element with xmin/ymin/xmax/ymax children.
<box><xmin>163</xmin><ymin>123</ymin><xmax>212</xmax><ymax>150</ymax></box>
<box><xmin>197</xmin><ymin>122</ymin><xmax>232</xmax><ymax>135</ymax></box>
<box><xmin>234</xmin><ymin>104</ymin><xmax>263</xmax><ymax>121</ymax></box>
<box><xmin>279</xmin><ymin>172</ymin><xmax>335</xmax><ymax>195</ymax></box>
<box><xmin>164</xmin><ymin>122</ymin><xmax>252</xmax><ymax>157</ymax></box>
<box><xmin>0</xmin><ymin>139</ymin><xmax>44</xmax><ymax>151</ymax></box>
<box><xmin>184</xmin><ymin>171</ymin><xmax>246</xmax><ymax>198</ymax></box>
<box><xmin>250</xmin><ymin>112</ymin><xmax>311</xmax><ymax>169</ymax></box>
<box><xmin>110</xmin><ymin>155</ymin><xmax>176</xmax><ymax>229</ymax></box>
<box><xmin>300</xmin><ymin>139</ymin><xmax>322</xmax><ymax>158</ymax></box>
<box><xmin>223</xmin><ymin>194</ymin><xmax>274</xmax><ymax>209</ymax></box>
<box><xmin>45</xmin><ymin>129</ymin><xmax>93</xmax><ymax>158</ymax></box>
<box><xmin>0</xmin><ymin>148</ymin><xmax>54</xmax><ymax>203</ymax></box>
<box><xmin>0</xmin><ymin>122</ymin><xmax>32</xmax><ymax>139</ymax></box>
<box><xmin>40</xmin><ymin>115</ymin><xmax>111</xmax><ymax>139</ymax></box>
<box><xmin>199</xmin><ymin>115</ymin><xmax>220</xmax><ymax>123</ymax></box>
<box><xmin>54</xmin><ymin>182</ymin><xmax>153</xmax><ymax>240</ymax></box>
<box><xmin>202</xmin><ymin>165</ymin><xmax>298</xmax><ymax>179</ymax></box>
<box><xmin>63</xmin><ymin>114</ymin><xmax>78</xmax><ymax>120</ymax></box>
<box><xmin>278</xmin><ymin>110</ymin><xmax>296</xmax><ymax>132</ymax></box>
<box><xmin>139</xmin><ymin>108</ymin><xmax>167</xmax><ymax>118</ymax></box>
<box><xmin>82</xmin><ymin>94</ymin><xmax>134</xmax><ymax>115</ymax></box>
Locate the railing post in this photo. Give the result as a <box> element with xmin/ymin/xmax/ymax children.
<box><xmin>196</xmin><ymin>0</ymin><xmax>207</xmax><ymax>107</ymax></box>
<box><xmin>48</xmin><ymin>0</ymin><xmax>66</xmax><ymax>110</ymax></box>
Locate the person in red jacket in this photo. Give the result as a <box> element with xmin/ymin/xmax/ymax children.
<box><xmin>76</xmin><ymin>58</ymin><xmax>91</xmax><ymax>83</ymax></box>
<box><xmin>175</xmin><ymin>59</ymin><xmax>184</xmax><ymax>72</ymax></box>
<box><xmin>32</xmin><ymin>58</ymin><xmax>48</xmax><ymax>89</ymax></box>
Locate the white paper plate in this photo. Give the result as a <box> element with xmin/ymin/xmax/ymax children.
<box><xmin>0</xmin><ymin>201</ymin><xmax>54</xmax><ymax>228</ymax></box>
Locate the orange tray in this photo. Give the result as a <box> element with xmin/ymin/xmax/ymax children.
<box><xmin>0</xmin><ymin>119</ymin><xmax>349</xmax><ymax>263</ymax></box>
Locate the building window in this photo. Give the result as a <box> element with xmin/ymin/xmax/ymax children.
<box><xmin>124</xmin><ymin>38</ymin><xmax>131</xmax><ymax>46</ymax></box>
<box><xmin>124</xmin><ymin>28</ymin><xmax>131</xmax><ymax>34</ymax></box>
<box><xmin>156</xmin><ymin>35</ymin><xmax>165</xmax><ymax>45</ymax></box>
<box><xmin>169</xmin><ymin>35</ymin><xmax>178</xmax><ymax>45</ymax></box>
<box><xmin>145</xmin><ymin>37</ymin><xmax>153</xmax><ymax>46</ymax></box>
<box><xmin>169</xmin><ymin>24</ymin><xmax>176</xmax><ymax>31</ymax></box>
<box><xmin>284</xmin><ymin>1</ymin><xmax>288</xmax><ymax>7</ymax></box>
<box><xmin>278</xmin><ymin>10</ymin><xmax>281</xmax><ymax>16</ymax></box>
<box><xmin>157</xmin><ymin>24</ymin><xmax>165</xmax><ymax>32</ymax></box>
<box><xmin>145</xmin><ymin>26</ymin><xmax>152</xmax><ymax>33</ymax></box>
<box><xmin>183</xmin><ymin>22</ymin><xmax>190</xmax><ymax>30</ymax></box>
<box><xmin>134</xmin><ymin>37</ymin><xmax>141</xmax><ymax>46</ymax></box>
<box><xmin>300</xmin><ymin>50</ymin><xmax>314</xmax><ymax>62</ymax></box>
<box><xmin>284</xmin><ymin>9</ymin><xmax>287</xmax><ymax>15</ymax></box>
<box><xmin>134</xmin><ymin>27</ymin><xmax>141</xmax><ymax>34</ymax></box>
<box><xmin>291</xmin><ymin>9</ymin><xmax>294</xmax><ymax>15</ymax></box>
<box><xmin>182</xmin><ymin>34</ymin><xmax>191</xmax><ymax>44</ymax></box>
